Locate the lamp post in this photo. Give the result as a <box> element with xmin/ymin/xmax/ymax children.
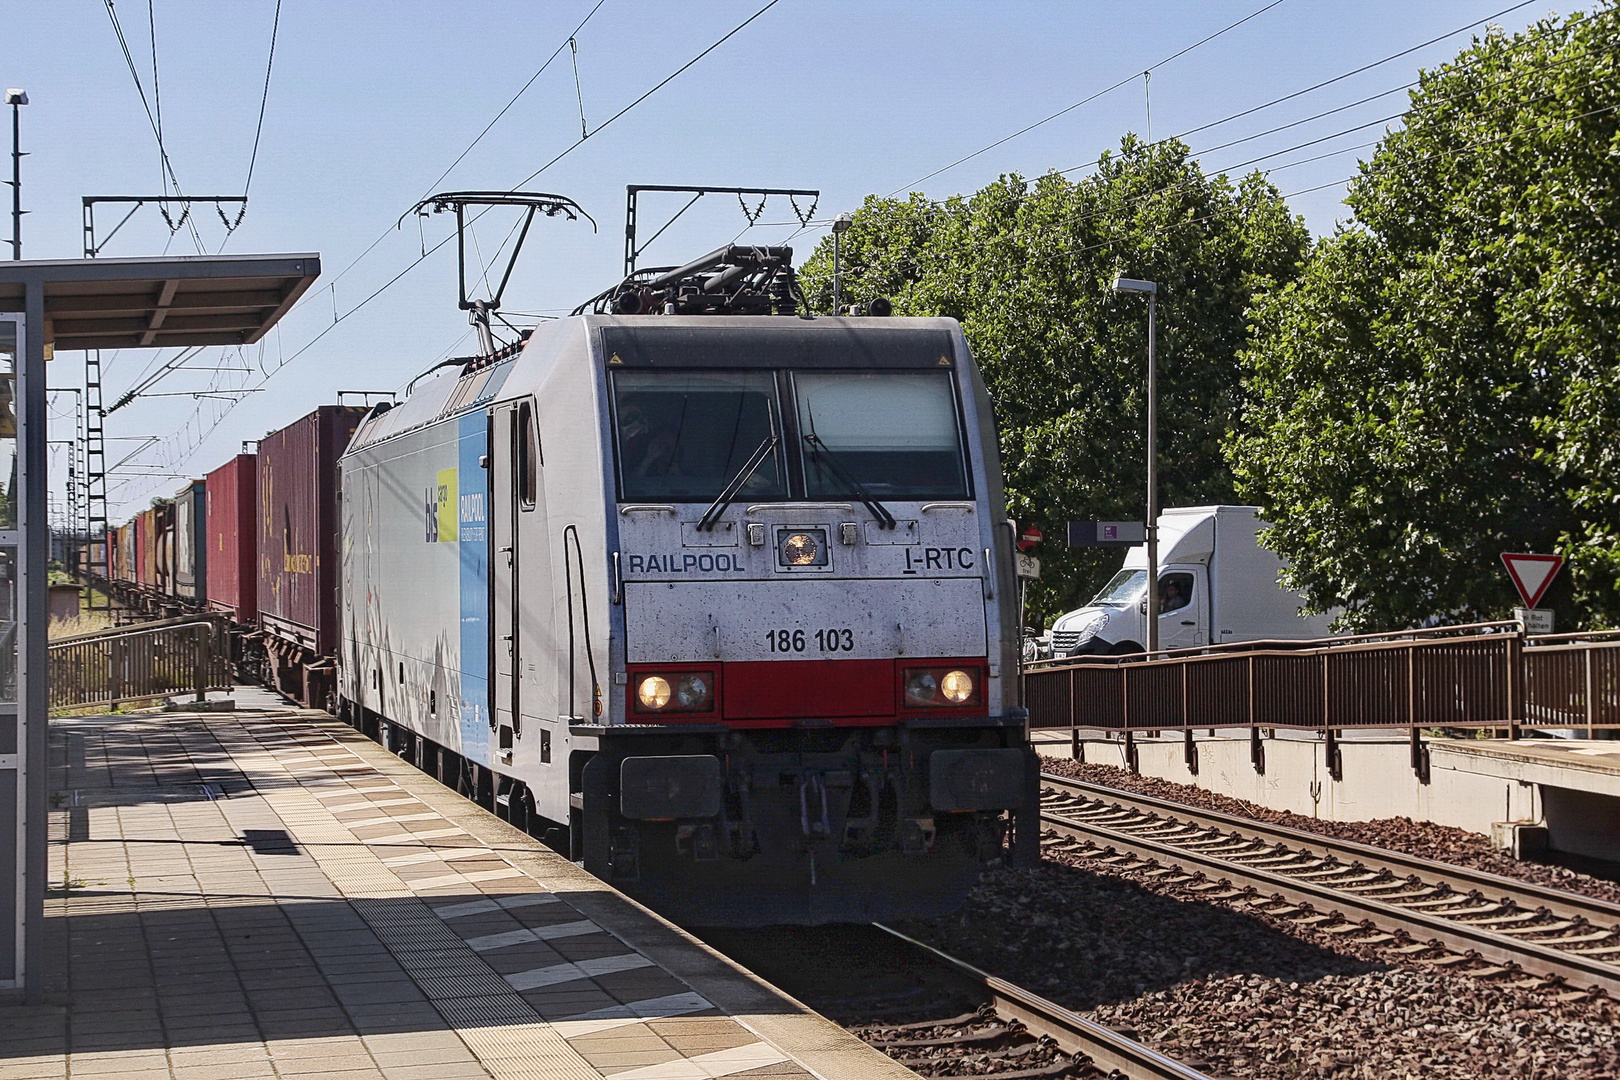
<box><xmin>832</xmin><ymin>212</ymin><xmax>852</xmax><ymax>314</ymax></box>
<box><xmin>1113</xmin><ymin>276</ymin><xmax>1159</xmax><ymax>655</ymax></box>
<box><xmin>6</xmin><ymin>89</ymin><xmax>25</xmax><ymax>260</ymax></box>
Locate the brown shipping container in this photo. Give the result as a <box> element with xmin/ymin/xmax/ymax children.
<box><xmin>206</xmin><ymin>453</ymin><xmax>257</xmax><ymax>622</ymax></box>
<box><xmin>258</xmin><ymin>405</ymin><xmax>365</xmax><ymax>657</ymax></box>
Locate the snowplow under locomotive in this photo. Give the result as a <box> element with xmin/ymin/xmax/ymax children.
<box><xmin>338</xmin><ymin>246</ymin><xmax>1038</xmax><ymax>925</ymax></box>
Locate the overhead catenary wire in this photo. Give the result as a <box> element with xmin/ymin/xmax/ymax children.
<box><xmin>886</xmin><ymin>0</ymin><xmax>1293</xmax><ymax>197</ymax></box>
<box><xmin>240</xmin><ymin>0</ymin><xmax>283</xmax><ymax>206</ymax></box>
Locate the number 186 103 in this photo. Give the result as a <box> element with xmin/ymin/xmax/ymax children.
<box><xmin>764</xmin><ymin>628</ymin><xmax>854</xmax><ymax>653</ymax></box>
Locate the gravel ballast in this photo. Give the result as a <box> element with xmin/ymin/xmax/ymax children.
<box><xmin>896</xmin><ymin>859</ymin><xmax>1620</xmax><ymax>1079</ymax></box>
<box><xmin>1041</xmin><ymin>757</ymin><xmax>1620</xmax><ymax>905</ymax></box>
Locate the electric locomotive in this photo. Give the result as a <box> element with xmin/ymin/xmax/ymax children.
<box><xmin>338</xmin><ymin>245</ymin><xmax>1037</xmax><ymax>925</ymax></box>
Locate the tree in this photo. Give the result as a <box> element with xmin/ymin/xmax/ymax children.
<box><xmin>1229</xmin><ymin>6</ymin><xmax>1620</xmax><ymax>630</ymax></box>
<box><xmin>799</xmin><ymin>138</ymin><xmax>1309</xmax><ymax>624</ymax></box>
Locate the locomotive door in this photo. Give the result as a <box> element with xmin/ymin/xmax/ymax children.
<box><xmin>491</xmin><ymin>404</ymin><xmax>520</xmax><ymax>745</ymax></box>
<box><xmin>490</xmin><ymin>399</ymin><xmax>551</xmax><ymax>762</ymax></box>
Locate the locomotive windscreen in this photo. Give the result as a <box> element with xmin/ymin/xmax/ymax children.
<box><xmin>795</xmin><ymin>370</ymin><xmax>968</xmax><ymax>499</ymax></box>
<box><xmin>610</xmin><ymin>367</ymin><xmax>970</xmax><ymax>502</ymax></box>
<box><xmin>612</xmin><ymin>371</ymin><xmax>786</xmax><ymax>502</ymax></box>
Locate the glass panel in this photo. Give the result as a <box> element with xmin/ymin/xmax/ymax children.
<box><xmin>794</xmin><ymin>371</ymin><xmax>968</xmax><ymax>499</ymax></box>
<box><xmin>612</xmin><ymin>371</ymin><xmax>783</xmax><ymax>502</ymax></box>
<box><xmin>1159</xmin><ymin>572</ymin><xmax>1195</xmax><ymax>613</ymax></box>
<box><xmin>1095</xmin><ymin>569</ymin><xmax>1147</xmax><ymax>605</ymax></box>
<box><xmin>0</xmin><ymin>546</ymin><xmax>15</xmax><ymax>705</ymax></box>
<box><xmin>0</xmin><ymin>321</ymin><xmax>13</xmax><ymax>530</ymax></box>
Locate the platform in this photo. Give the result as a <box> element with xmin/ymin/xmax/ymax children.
<box><xmin>1</xmin><ymin>703</ymin><xmax>915</xmax><ymax>1080</ymax></box>
<box><xmin>1429</xmin><ymin>736</ymin><xmax>1620</xmax><ymax>798</ymax></box>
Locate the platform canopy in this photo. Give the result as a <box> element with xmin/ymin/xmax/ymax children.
<box><xmin>0</xmin><ymin>252</ymin><xmax>320</xmax><ymax>350</ymax></box>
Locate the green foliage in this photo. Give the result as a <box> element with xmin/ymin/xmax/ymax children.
<box><xmin>799</xmin><ymin>138</ymin><xmax>1309</xmax><ymax>624</ymax></box>
<box><xmin>1229</xmin><ymin>6</ymin><xmax>1620</xmax><ymax>630</ymax></box>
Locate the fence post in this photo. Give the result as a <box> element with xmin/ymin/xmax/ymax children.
<box><xmin>1506</xmin><ymin>632</ymin><xmax>1521</xmax><ymax>741</ymax></box>
<box><xmin>1586</xmin><ymin>646</ymin><xmax>1596</xmax><ymax>739</ymax></box>
<box><xmin>109</xmin><ymin>635</ymin><xmax>124</xmax><ymax>704</ymax></box>
<box><xmin>193</xmin><ymin>623</ymin><xmax>208</xmax><ymax>703</ymax></box>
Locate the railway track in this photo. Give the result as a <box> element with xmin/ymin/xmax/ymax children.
<box><xmin>866</xmin><ymin>925</ymin><xmax>1217</xmax><ymax>1080</ymax></box>
<box><xmin>1040</xmin><ymin>772</ymin><xmax>1620</xmax><ymax>998</ymax></box>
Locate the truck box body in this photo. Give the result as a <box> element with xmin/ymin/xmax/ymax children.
<box><xmin>257</xmin><ymin>406</ymin><xmax>365</xmax><ymax>656</ymax></box>
<box><xmin>1049</xmin><ymin>505</ymin><xmax>1337</xmax><ymax>657</ymax></box>
<box><xmin>206</xmin><ymin>454</ymin><xmax>258</xmax><ymax>622</ymax></box>
<box><xmin>172</xmin><ymin>480</ymin><xmax>206</xmax><ymax>601</ymax></box>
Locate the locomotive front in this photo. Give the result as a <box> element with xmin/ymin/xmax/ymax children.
<box><xmin>584</xmin><ymin>313</ymin><xmax>1038</xmax><ymax>924</ymax></box>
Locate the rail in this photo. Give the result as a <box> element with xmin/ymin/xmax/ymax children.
<box><xmin>1024</xmin><ymin>622</ymin><xmax>1620</xmax><ymax>769</ymax></box>
<box><xmin>873</xmin><ymin>924</ymin><xmax>1216</xmax><ymax>1080</ymax></box>
<box><xmin>49</xmin><ymin>612</ymin><xmax>233</xmax><ymax>713</ymax></box>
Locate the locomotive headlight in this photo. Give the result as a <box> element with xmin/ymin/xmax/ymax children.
<box><xmin>637</xmin><ymin>675</ymin><xmax>672</xmax><ymax>710</ymax></box>
<box><xmin>903</xmin><ymin>665</ymin><xmax>982</xmax><ymax>708</ymax></box>
<box><xmin>674</xmin><ymin>673</ymin><xmax>712</xmax><ymax>710</ymax></box>
<box><xmin>941</xmin><ymin>669</ymin><xmax>974</xmax><ymax>703</ymax></box>
<box><xmin>904</xmin><ymin>669</ymin><xmax>939</xmax><ymax>707</ymax></box>
<box><xmin>781</xmin><ymin>531</ymin><xmax>821</xmax><ymax>565</ymax></box>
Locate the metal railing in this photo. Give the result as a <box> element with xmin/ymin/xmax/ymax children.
<box><xmin>1024</xmin><ymin>622</ymin><xmax>1620</xmax><ymax>773</ymax></box>
<box><xmin>48</xmin><ymin>612</ymin><xmax>234</xmax><ymax>713</ymax></box>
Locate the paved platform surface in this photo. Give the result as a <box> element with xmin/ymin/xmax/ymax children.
<box><xmin>2</xmin><ymin>704</ymin><xmax>915</xmax><ymax>1080</ymax></box>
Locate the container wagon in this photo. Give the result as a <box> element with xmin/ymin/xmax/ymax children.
<box><xmin>258</xmin><ymin>405</ymin><xmax>365</xmax><ymax>707</ymax></box>
<box><xmin>206</xmin><ymin>453</ymin><xmax>257</xmax><ymax>623</ymax></box>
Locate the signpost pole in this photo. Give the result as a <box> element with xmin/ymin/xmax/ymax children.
<box><xmin>1145</xmin><ymin>290</ymin><xmax>1158</xmax><ymax>657</ymax></box>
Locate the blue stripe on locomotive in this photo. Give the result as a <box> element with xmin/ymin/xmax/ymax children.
<box><xmin>458</xmin><ymin>410</ymin><xmax>490</xmax><ymax>764</ymax></box>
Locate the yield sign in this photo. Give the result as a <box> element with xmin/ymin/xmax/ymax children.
<box><xmin>1500</xmin><ymin>553</ymin><xmax>1564</xmax><ymax>609</ymax></box>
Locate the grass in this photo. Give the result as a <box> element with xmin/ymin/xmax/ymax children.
<box><xmin>49</xmin><ymin>611</ymin><xmax>116</xmax><ymax>639</ymax></box>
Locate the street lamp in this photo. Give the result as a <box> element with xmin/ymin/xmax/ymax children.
<box><xmin>832</xmin><ymin>212</ymin><xmax>853</xmax><ymax>314</ymax></box>
<box><xmin>1113</xmin><ymin>275</ymin><xmax>1159</xmax><ymax>656</ymax></box>
<box><xmin>5</xmin><ymin>89</ymin><xmax>26</xmax><ymax>261</ymax></box>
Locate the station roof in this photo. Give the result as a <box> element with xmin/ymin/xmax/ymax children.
<box><xmin>0</xmin><ymin>252</ymin><xmax>320</xmax><ymax>350</ymax></box>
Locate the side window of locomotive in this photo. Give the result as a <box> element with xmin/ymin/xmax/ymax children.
<box><xmin>611</xmin><ymin>371</ymin><xmax>785</xmax><ymax>502</ymax></box>
<box><xmin>793</xmin><ymin>370</ymin><xmax>969</xmax><ymax>499</ymax></box>
<box><xmin>516</xmin><ymin>401</ymin><xmax>539</xmax><ymax>510</ymax></box>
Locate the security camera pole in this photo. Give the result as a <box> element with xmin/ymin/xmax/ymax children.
<box><xmin>6</xmin><ymin>89</ymin><xmax>26</xmax><ymax>260</ymax></box>
<box><xmin>832</xmin><ymin>212</ymin><xmax>852</xmax><ymax>314</ymax></box>
<box><xmin>1113</xmin><ymin>276</ymin><xmax>1159</xmax><ymax>655</ymax></box>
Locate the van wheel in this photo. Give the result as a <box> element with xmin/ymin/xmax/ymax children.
<box><xmin>1109</xmin><ymin>641</ymin><xmax>1144</xmax><ymax>656</ymax></box>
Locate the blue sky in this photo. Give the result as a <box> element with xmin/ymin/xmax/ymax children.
<box><xmin>1</xmin><ymin>0</ymin><xmax>1567</xmax><ymax>521</ymax></box>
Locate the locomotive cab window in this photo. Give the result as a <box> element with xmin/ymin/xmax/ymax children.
<box><xmin>516</xmin><ymin>401</ymin><xmax>539</xmax><ymax>509</ymax></box>
<box><xmin>794</xmin><ymin>370</ymin><xmax>969</xmax><ymax>499</ymax></box>
<box><xmin>612</xmin><ymin>371</ymin><xmax>784</xmax><ymax>502</ymax></box>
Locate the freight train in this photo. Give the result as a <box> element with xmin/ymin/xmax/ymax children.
<box><xmin>93</xmin><ymin>244</ymin><xmax>1038</xmax><ymax>925</ymax></box>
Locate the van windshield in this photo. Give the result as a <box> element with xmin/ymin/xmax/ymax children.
<box><xmin>795</xmin><ymin>371</ymin><xmax>968</xmax><ymax>499</ymax></box>
<box><xmin>1094</xmin><ymin>569</ymin><xmax>1147</xmax><ymax>605</ymax></box>
<box><xmin>612</xmin><ymin>371</ymin><xmax>785</xmax><ymax>501</ymax></box>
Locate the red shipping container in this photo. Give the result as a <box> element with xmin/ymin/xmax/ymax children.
<box><xmin>257</xmin><ymin>405</ymin><xmax>365</xmax><ymax>657</ymax></box>
<box><xmin>136</xmin><ymin>509</ymin><xmax>155</xmax><ymax>588</ymax></box>
<box><xmin>206</xmin><ymin>454</ymin><xmax>257</xmax><ymax>622</ymax></box>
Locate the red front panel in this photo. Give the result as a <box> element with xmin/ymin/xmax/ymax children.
<box><xmin>626</xmin><ymin>657</ymin><xmax>987</xmax><ymax>727</ymax></box>
<box><xmin>206</xmin><ymin>454</ymin><xmax>257</xmax><ymax>622</ymax></box>
<box><xmin>724</xmin><ymin>659</ymin><xmax>896</xmax><ymax>719</ymax></box>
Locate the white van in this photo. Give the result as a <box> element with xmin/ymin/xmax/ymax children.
<box><xmin>1048</xmin><ymin>505</ymin><xmax>1337</xmax><ymax>657</ymax></box>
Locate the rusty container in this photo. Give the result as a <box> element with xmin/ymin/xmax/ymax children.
<box><xmin>257</xmin><ymin>405</ymin><xmax>365</xmax><ymax>658</ymax></box>
<box><xmin>135</xmin><ymin>508</ymin><xmax>155</xmax><ymax>589</ymax></box>
<box><xmin>206</xmin><ymin>453</ymin><xmax>257</xmax><ymax>622</ymax></box>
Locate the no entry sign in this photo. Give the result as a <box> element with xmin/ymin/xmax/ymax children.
<box><xmin>1500</xmin><ymin>553</ymin><xmax>1564</xmax><ymax>609</ymax></box>
<box><xmin>1018</xmin><ymin>525</ymin><xmax>1042</xmax><ymax>552</ymax></box>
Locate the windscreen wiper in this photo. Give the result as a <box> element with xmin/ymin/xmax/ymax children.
<box><xmin>803</xmin><ymin>433</ymin><xmax>897</xmax><ymax>529</ymax></box>
<box><xmin>697</xmin><ymin>432</ymin><xmax>779</xmax><ymax>531</ymax></box>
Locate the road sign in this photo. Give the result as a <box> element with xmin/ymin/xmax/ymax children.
<box><xmin>1015</xmin><ymin>553</ymin><xmax>1041</xmax><ymax>580</ymax></box>
<box><xmin>1068</xmin><ymin>520</ymin><xmax>1146</xmax><ymax>547</ymax></box>
<box><xmin>1017</xmin><ymin>525</ymin><xmax>1042</xmax><ymax>552</ymax></box>
<box><xmin>1500</xmin><ymin>553</ymin><xmax>1564</xmax><ymax>609</ymax></box>
<box><xmin>1514</xmin><ymin>607</ymin><xmax>1554</xmax><ymax>634</ymax></box>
